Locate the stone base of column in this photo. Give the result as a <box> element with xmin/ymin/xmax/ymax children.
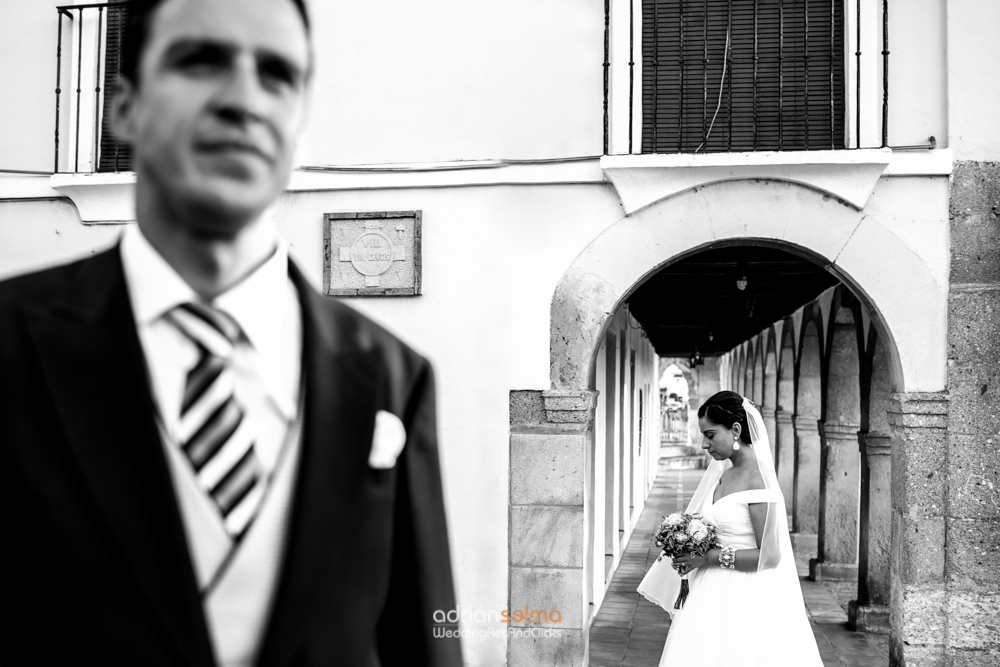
<box><xmin>848</xmin><ymin>601</ymin><xmax>890</xmax><ymax>634</ymax></box>
<box><xmin>791</xmin><ymin>532</ymin><xmax>818</xmax><ymax>555</ymax></box>
<box><xmin>809</xmin><ymin>558</ymin><xmax>858</xmax><ymax>582</ymax></box>
<box><xmin>508</xmin><ymin>628</ymin><xmax>584</xmax><ymax>667</ymax></box>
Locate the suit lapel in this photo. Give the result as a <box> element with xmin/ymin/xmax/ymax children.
<box><xmin>257</xmin><ymin>264</ymin><xmax>380</xmax><ymax>666</ymax></box>
<box><xmin>23</xmin><ymin>248</ymin><xmax>215</xmax><ymax>666</ymax></box>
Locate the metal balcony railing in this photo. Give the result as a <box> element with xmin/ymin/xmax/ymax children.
<box><xmin>54</xmin><ymin>2</ymin><xmax>131</xmax><ymax>174</ymax></box>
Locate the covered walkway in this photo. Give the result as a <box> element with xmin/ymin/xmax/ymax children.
<box><xmin>588</xmin><ymin>469</ymin><xmax>889</xmax><ymax>667</ymax></box>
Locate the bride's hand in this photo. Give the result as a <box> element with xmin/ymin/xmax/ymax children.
<box><xmin>671</xmin><ymin>554</ymin><xmax>708</xmax><ymax>575</ymax></box>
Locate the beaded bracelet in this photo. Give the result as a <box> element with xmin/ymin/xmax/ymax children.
<box><xmin>719</xmin><ymin>545</ymin><xmax>737</xmax><ymax>570</ymax></box>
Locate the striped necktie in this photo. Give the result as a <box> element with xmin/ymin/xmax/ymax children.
<box><xmin>166</xmin><ymin>302</ymin><xmax>265</xmax><ymax>541</ymax></box>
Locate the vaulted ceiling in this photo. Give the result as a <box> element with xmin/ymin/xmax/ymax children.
<box><xmin>626</xmin><ymin>244</ymin><xmax>839</xmax><ymax>357</ymax></box>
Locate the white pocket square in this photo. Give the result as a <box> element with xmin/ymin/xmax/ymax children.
<box><xmin>368</xmin><ymin>410</ymin><xmax>407</xmax><ymax>469</ymax></box>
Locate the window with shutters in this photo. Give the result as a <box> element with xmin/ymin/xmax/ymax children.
<box><xmin>641</xmin><ymin>0</ymin><xmax>845</xmax><ymax>153</ymax></box>
<box><xmin>53</xmin><ymin>1</ymin><xmax>132</xmax><ymax>173</ymax></box>
<box><xmin>97</xmin><ymin>0</ymin><xmax>132</xmax><ymax>172</ymax></box>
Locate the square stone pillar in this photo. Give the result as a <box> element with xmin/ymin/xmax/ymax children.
<box><xmin>775</xmin><ymin>411</ymin><xmax>796</xmax><ymax>520</ymax></box>
<box><xmin>793</xmin><ymin>414</ymin><xmax>822</xmax><ymax>534</ymax></box>
<box><xmin>509</xmin><ymin>390</ymin><xmax>597</xmax><ymax>667</ymax></box>
<box><xmin>849</xmin><ymin>430</ymin><xmax>891</xmax><ymax>633</ymax></box>
<box><xmin>810</xmin><ymin>420</ymin><xmax>861</xmax><ymax>582</ymax></box>
<box><xmin>886</xmin><ymin>393</ymin><xmax>948</xmax><ymax>667</ymax></box>
<box><xmin>942</xmin><ymin>161</ymin><xmax>1000</xmax><ymax>665</ymax></box>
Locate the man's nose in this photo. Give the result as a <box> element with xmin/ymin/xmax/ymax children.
<box><xmin>214</xmin><ymin>57</ymin><xmax>267</xmax><ymax>123</ymax></box>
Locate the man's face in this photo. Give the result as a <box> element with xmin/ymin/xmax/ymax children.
<box><xmin>113</xmin><ymin>0</ymin><xmax>310</xmax><ymax>235</ymax></box>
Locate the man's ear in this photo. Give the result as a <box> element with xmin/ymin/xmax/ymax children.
<box><xmin>109</xmin><ymin>76</ymin><xmax>138</xmax><ymax>145</ymax></box>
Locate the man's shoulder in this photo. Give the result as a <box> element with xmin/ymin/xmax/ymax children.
<box><xmin>0</xmin><ymin>249</ymin><xmax>116</xmax><ymax>314</ymax></box>
<box><xmin>306</xmin><ymin>289</ymin><xmax>430</xmax><ymax>377</ymax></box>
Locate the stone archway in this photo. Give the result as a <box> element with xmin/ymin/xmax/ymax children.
<box><xmin>548</xmin><ymin>179</ymin><xmax>941</xmax><ymax>394</ymax></box>
<box><xmin>509</xmin><ymin>179</ymin><xmax>947</xmax><ymax>666</ymax></box>
<box><xmin>660</xmin><ymin>359</ymin><xmax>700</xmax><ymax>449</ymax></box>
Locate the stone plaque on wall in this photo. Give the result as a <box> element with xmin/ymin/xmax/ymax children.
<box><xmin>323</xmin><ymin>211</ymin><xmax>422</xmax><ymax>297</ymax></box>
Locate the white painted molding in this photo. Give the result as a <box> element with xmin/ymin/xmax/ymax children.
<box><xmin>49</xmin><ymin>172</ymin><xmax>136</xmax><ymax>225</ymax></box>
<box><xmin>4</xmin><ymin>151</ymin><xmax>951</xmax><ymax>224</ymax></box>
<box><xmin>287</xmin><ymin>158</ymin><xmax>606</xmax><ymax>191</ymax></box>
<box><xmin>601</xmin><ymin>149</ymin><xmax>897</xmax><ymax>214</ymax></box>
<box><xmin>882</xmin><ymin>149</ymin><xmax>954</xmax><ymax>176</ymax></box>
<box><xmin>29</xmin><ymin>159</ymin><xmax>606</xmax><ymax>224</ymax></box>
<box><xmin>0</xmin><ymin>175</ymin><xmax>62</xmax><ymax>201</ymax></box>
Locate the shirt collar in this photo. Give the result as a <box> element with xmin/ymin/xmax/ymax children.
<box><xmin>120</xmin><ymin>224</ymin><xmax>299</xmax><ymax>419</ymax></box>
<box><xmin>212</xmin><ymin>237</ymin><xmax>290</xmax><ymax>356</ymax></box>
<box><xmin>120</xmin><ymin>223</ymin><xmax>199</xmax><ymax>327</ymax></box>
<box><xmin>120</xmin><ymin>223</ymin><xmax>290</xmax><ymax>342</ymax></box>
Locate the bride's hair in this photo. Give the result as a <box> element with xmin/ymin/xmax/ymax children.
<box><xmin>697</xmin><ymin>391</ymin><xmax>752</xmax><ymax>444</ymax></box>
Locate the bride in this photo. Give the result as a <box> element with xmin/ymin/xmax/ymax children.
<box><xmin>637</xmin><ymin>391</ymin><xmax>823</xmax><ymax>666</ymax></box>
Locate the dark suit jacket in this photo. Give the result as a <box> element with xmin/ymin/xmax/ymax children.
<box><xmin>0</xmin><ymin>246</ymin><xmax>462</xmax><ymax>666</ymax></box>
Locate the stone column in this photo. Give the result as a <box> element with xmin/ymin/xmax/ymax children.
<box><xmin>849</xmin><ymin>431</ymin><xmax>891</xmax><ymax>633</ymax></box>
<box><xmin>793</xmin><ymin>414</ymin><xmax>821</xmax><ymax>534</ymax></box>
<box><xmin>886</xmin><ymin>393</ymin><xmax>948</xmax><ymax>667</ymax></box>
<box><xmin>810</xmin><ymin>421</ymin><xmax>860</xmax><ymax>582</ymax></box>
<box><xmin>509</xmin><ymin>390</ymin><xmax>596</xmax><ymax>667</ymax></box>
<box><xmin>761</xmin><ymin>406</ymin><xmax>778</xmax><ymax>464</ymax></box>
<box><xmin>775</xmin><ymin>411</ymin><xmax>795</xmax><ymax>519</ymax></box>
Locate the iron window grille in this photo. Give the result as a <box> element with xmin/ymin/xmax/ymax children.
<box><xmin>53</xmin><ymin>1</ymin><xmax>131</xmax><ymax>174</ymax></box>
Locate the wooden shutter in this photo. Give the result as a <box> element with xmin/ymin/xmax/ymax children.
<box><xmin>642</xmin><ymin>0</ymin><xmax>844</xmax><ymax>153</ymax></box>
<box><xmin>98</xmin><ymin>1</ymin><xmax>132</xmax><ymax>172</ymax></box>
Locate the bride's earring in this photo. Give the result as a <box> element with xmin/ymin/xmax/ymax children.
<box><xmin>733</xmin><ymin>434</ymin><xmax>741</xmax><ymax>451</ymax></box>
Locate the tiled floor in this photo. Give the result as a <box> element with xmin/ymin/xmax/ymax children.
<box><xmin>588</xmin><ymin>467</ymin><xmax>889</xmax><ymax>667</ymax></box>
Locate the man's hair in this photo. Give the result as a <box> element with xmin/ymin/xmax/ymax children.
<box><xmin>120</xmin><ymin>0</ymin><xmax>311</xmax><ymax>86</ymax></box>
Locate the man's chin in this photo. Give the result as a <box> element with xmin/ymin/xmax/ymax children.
<box><xmin>182</xmin><ymin>185</ymin><xmax>272</xmax><ymax>233</ymax></box>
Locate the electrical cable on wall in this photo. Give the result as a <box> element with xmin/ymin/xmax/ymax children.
<box><xmin>694</xmin><ymin>25</ymin><xmax>732</xmax><ymax>153</ymax></box>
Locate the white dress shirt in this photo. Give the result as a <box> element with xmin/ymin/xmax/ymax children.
<box><xmin>120</xmin><ymin>224</ymin><xmax>301</xmax><ymax>471</ymax></box>
<box><xmin>120</xmin><ymin>224</ymin><xmax>303</xmax><ymax>666</ymax></box>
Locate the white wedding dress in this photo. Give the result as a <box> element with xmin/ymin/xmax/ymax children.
<box><xmin>654</xmin><ymin>488</ymin><xmax>823</xmax><ymax>666</ymax></box>
<box><xmin>637</xmin><ymin>396</ymin><xmax>823</xmax><ymax>667</ymax></box>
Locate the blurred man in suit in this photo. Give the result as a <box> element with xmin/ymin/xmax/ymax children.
<box><xmin>0</xmin><ymin>0</ymin><xmax>461</xmax><ymax>664</ymax></box>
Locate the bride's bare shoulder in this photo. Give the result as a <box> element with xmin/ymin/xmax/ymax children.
<box><xmin>732</xmin><ymin>467</ymin><xmax>766</xmax><ymax>492</ymax></box>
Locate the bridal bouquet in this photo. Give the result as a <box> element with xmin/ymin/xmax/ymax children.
<box><xmin>653</xmin><ymin>512</ymin><xmax>720</xmax><ymax>609</ymax></box>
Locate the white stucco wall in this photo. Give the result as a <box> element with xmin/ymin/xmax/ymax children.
<box><xmin>1</xmin><ymin>0</ymin><xmax>605</xmax><ymax>172</ymax></box>
<box><xmin>0</xmin><ymin>3</ymin><xmax>62</xmax><ymax>173</ymax></box>
<box><xmin>293</xmin><ymin>0</ymin><xmax>605</xmax><ymax>165</ymax></box>
<box><xmin>888</xmin><ymin>0</ymin><xmax>948</xmax><ymax>148</ymax></box>
<box><xmin>947</xmin><ymin>0</ymin><xmax>1000</xmax><ymax>160</ymax></box>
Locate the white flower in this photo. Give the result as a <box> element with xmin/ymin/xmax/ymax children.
<box><xmin>687</xmin><ymin>519</ymin><xmax>709</xmax><ymax>541</ymax></box>
<box><xmin>663</xmin><ymin>513</ymin><xmax>684</xmax><ymax>528</ymax></box>
<box><xmin>675</xmin><ymin>532</ymin><xmax>689</xmax><ymax>542</ymax></box>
